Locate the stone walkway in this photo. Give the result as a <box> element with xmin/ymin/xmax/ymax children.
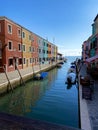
<box><xmin>79</xmin><ymin>63</ymin><xmax>98</xmax><ymax>130</ymax></box>
<box><xmin>86</xmin><ymin>80</ymin><xmax>98</xmax><ymax>130</ymax></box>
<box><xmin>0</xmin><ymin>64</ymin><xmax>52</xmax><ymax>84</ymax></box>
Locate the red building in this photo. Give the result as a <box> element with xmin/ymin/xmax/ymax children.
<box><xmin>31</xmin><ymin>33</ymin><xmax>39</xmax><ymax>65</ymax></box>
<box><xmin>0</xmin><ymin>17</ymin><xmax>22</xmax><ymax>72</ymax></box>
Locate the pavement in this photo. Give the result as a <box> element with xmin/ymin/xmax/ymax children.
<box><xmin>79</xmin><ymin>63</ymin><xmax>98</xmax><ymax>130</ymax></box>
<box><xmin>0</xmin><ymin>64</ymin><xmax>53</xmax><ymax>84</ymax></box>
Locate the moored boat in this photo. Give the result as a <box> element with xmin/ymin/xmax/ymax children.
<box><xmin>65</xmin><ymin>63</ymin><xmax>76</xmax><ymax>85</ymax></box>
<box><xmin>65</xmin><ymin>71</ymin><xmax>76</xmax><ymax>84</ymax></box>
<box><xmin>34</xmin><ymin>72</ymin><xmax>48</xmax><ymax>80</ymax></box>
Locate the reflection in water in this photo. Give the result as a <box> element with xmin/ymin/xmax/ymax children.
<box><xmin>0</xmin><ymin>59</ymin><xmax>79</xmax><ymax>128</ymax></box>
<box><xmin>0</xmin><ymin>68</ymin><xmax>58</xmax><ymax>115</ymax></box>
<box><xmin>66</xmin><ymin>84</ymin><xmax>73</xmax><ymax>90</ymax></box>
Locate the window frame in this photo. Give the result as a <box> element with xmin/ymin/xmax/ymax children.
<box><xmin>8</xmin><ymin>41</ymin><xmax>13</xmax><ymax>50</ymax></box>
<box><xmin>22</xmin><ymin>44</ymin><xmax>26</xmax><ymax>52</ymax></box>
<box><xmin>23</xmin><ymin>58</ymin><xmax>26</xmax><ymax>64</ymax></box>
<box><xmin>17</xmin><ymin>29</ymin><xmax>21</xmax><ymax>38</ymax></box>
<box><xmin>22</xmin><ymin>32</ymin><xmax>25</xmax><ymax>38</ymax></box>
<box><xmin>18</xmin><ymin>58</ymin><xmax>22</xmax><ymax>65</ymax></box>
<box><xmin>8</xmin><ymin>24</ymin><xmax>12</xmax><ymax>34</ymax></box>
<box><xmin>18</xmin><ymin>43</ymin><xmax>22</xmax><ymax>51</ymax></box>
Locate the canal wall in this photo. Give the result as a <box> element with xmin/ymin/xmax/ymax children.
<box><xmin>0</xmin><ymin>63</ymin><xmax>57</xmax><ymax>95</ymax></box>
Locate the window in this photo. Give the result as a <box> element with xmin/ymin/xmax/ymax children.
<box><xmin>19</xmin><ymin>58</ymin><xmax>22</xmax><ymax>65</ymax></box>
<box><xmin>18</xmin><ymin>29</ymin><xmax>21</xmax><ymax>37</ymax></box>
<box><xmin>22</xmin><ymin>32</ymin><xmax>25</xmax><ymax>38</ymax></box>
<box><xmin>93</xmin><ymin>38</ymin><xmax>97</xmax><ymax>48</ymax></box>
<box><xmin>39</xmin><ymin>49</ymin><xmax>41</xmax><ymax>53</ymax></box>
<box><xmin>43</xmin><ymin>49</ymin><xmax>45</xmax><ymax>53</ymax></box>
<box><xmin>8</xmin><ymin>24</ymin><xmax>12</xmax><ymax>34</ymax></box>
<box><xmin>43</xmin><ymin>58</ymin><xmax>45</xmax><ymax>61</ymax></box>
<box><xmin>8</xmin><ymin>58</ymin><xmax>13</xmax><ymax>66</ymax></box>
<box><xmin>22</xmin><ymin>45</ymin><xmax>25</xmax><ymax>52</ymax></box>
<box><xmin>29</xmin><ymin>35</ymin><xmax>31</xmax><ymax>40</ymax></box>
<box><xmin>30</xmin><ymin>58</ymin><xmax>32</xmax><ymax>63</ymax></box>
<box><xmin>23</xmin><ymin>58</ymin><xmax>26</xmax><ymax>64</ymax></box>
<box><xmin>18</xmin><ymin>44</ymin><xmax>22</xmax><ymax>51</ymax></box>
<box><xmin>32</xmin><ymin>47</ymin><xmax>35</xmax><ymax>52</ymax></box>
<box><xmin>8</xmin><ymin>41</ymin><xmax>13</xmax><ymax>50</ymax></box>
<box><xmin>44</xmin><ymin>42</ymin><xmax>45</xmax><ymax>46</ymax></box>
<box><xmin>0</xmin><ymin>59</ymin><xmax>2</xmax><ymax>66</ymax></box>
<box><xmin>39</xmin><ymin>58</ymin><xmax>41</xmax><ymax>62</ymax></box>
<box><xmin>29</xmin><ymin>47</ymin><xmax>32</xmax><ymax>52</ymax></box>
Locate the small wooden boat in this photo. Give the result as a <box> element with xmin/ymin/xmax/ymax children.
<box><xmin>34</xmin><ymin>72</ymin><xmax>48</xmax><ymax>80</ymax></box>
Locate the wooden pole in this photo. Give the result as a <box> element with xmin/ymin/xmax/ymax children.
<box><xmin>3</xmin><ymin>66</ymin><xmax>13</xmax><ymax>92</ymax></box>
<box><xmin>15</xmin><ymin>64</ymin><xmax>25</xmax><ymax>86</ymax></box>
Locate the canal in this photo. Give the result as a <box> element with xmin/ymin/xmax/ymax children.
<box><xmin>0</xmin><ymin>56</ymin><xmax>80</xmax><ymax>128</ymax></box>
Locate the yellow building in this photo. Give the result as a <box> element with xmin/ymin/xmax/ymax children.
<box><xmin>22</xmin><ymin>27</ymin><xmax>32</xmax><ymax>68</ymax></box>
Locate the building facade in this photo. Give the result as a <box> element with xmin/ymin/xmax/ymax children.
<box><xmin>82</xmin><ymin>14</ymin><xmax>98</xmax><ymax>63</ymax></box>
<box><xmin>0</xmin><ymin>17</ymin><xmax>23</xmax><ymax>72</ymax></box>
<box><xmin>82</xmin><ymin>14</ymin><xmax>98</xmax><ymax>76</ymax></box>
<box><xmin>0</xmin><ymin>16</ymin><xmax>58</xmax><ymax>72</ymax></box>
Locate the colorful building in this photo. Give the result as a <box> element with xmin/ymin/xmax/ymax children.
<box><xmin>82</xmin><ymin>14</ymin><xmax>98</xmax><ymax>63</ymax></box>
<box><xmin>82</xmin><ymin>14</ymin><xmax>98</xmax><ymax>78</ymax></box>
<box><xmin>0</xmin><ymin>16</ymin><xmax>58</xmax><ymax>72</ymax></box>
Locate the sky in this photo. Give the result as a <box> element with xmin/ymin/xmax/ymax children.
<box><xmin>0</xmin><ymin>0</ymin><xmax>98</xmax><ymax>56</ymax></box>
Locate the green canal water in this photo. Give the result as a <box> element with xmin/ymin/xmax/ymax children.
<box><xmin>0</xmin><ymin>56</ymin><xmax>80</xmax><ymax>128</ymax></box>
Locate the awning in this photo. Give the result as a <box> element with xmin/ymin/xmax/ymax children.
<box><xmin>85</xmin><ymin>55</ymin><xmax>98</xmax><ymax>63</ymax></box>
